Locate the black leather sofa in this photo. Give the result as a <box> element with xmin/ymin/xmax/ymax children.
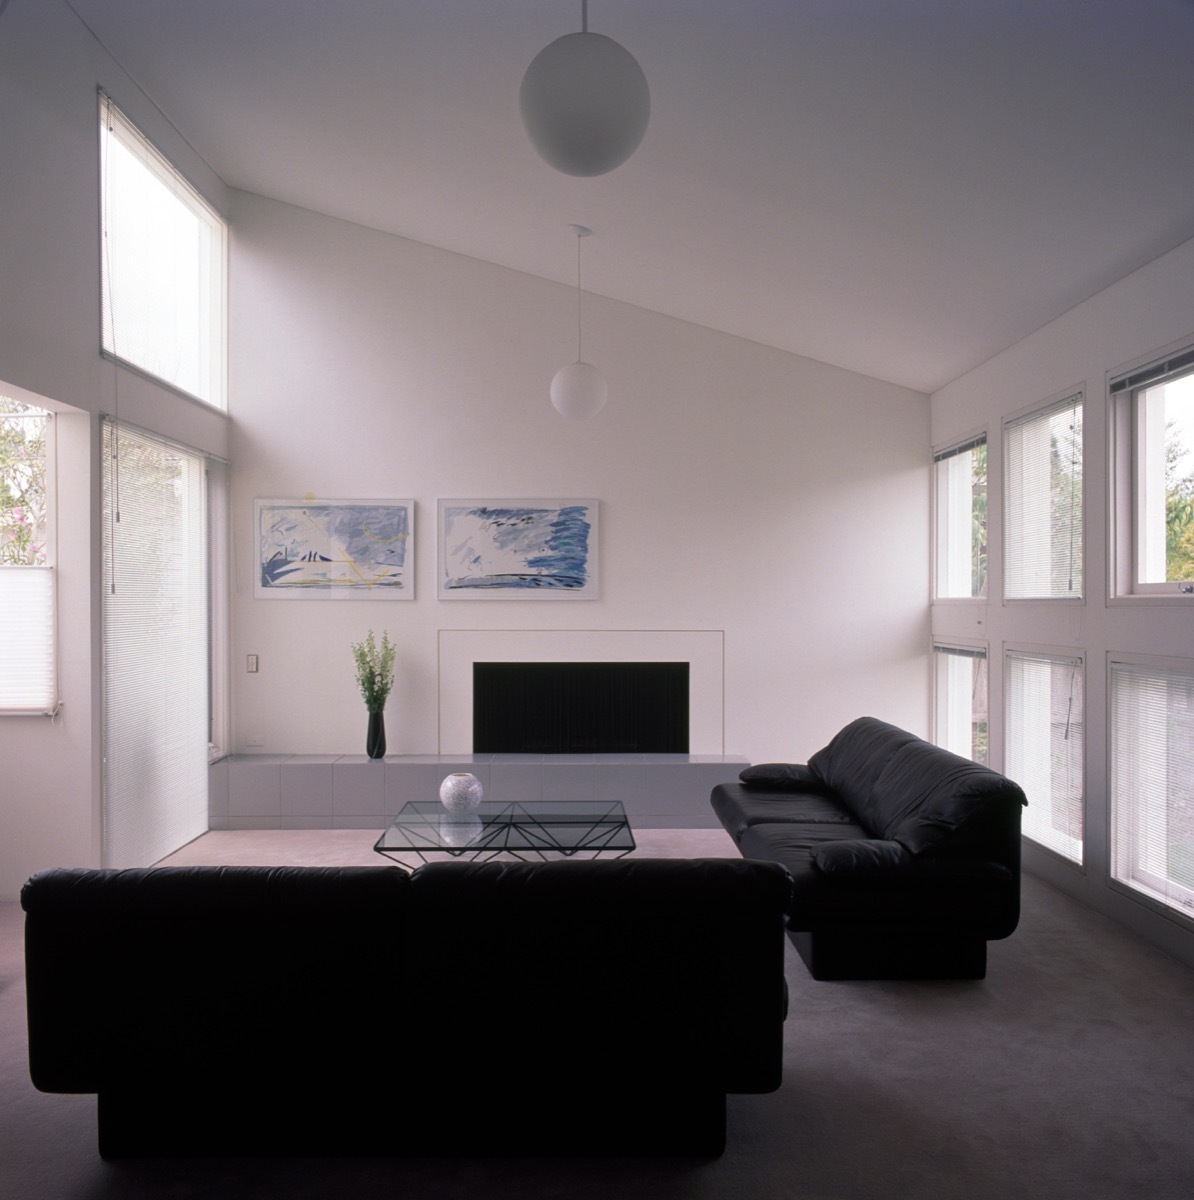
<box><xmin>711</xmin><ymin>717</ymin><xmax>1027</xmax><ymax>981</ymax></box>
<box><xmin>22</xmin><ymin>857</ymin><xmax>791</xmax><ymax>1158</ymax></box>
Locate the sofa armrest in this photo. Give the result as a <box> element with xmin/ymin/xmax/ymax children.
<box><xmin>811</xmin><ymin>839</ymin><xmax>911</xmax><ymax>874</ymax></box>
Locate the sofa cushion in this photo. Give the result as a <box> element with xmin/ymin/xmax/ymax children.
<box><xmin>859</xmin><ymin>739</ymin><xmax>1028</xmax><ymax>854</ymax></box>
<box><xmin>806</xmin><ymin>717</ymin><xmax>922</xmax><ymax>822</ymax></box>
<box><xmin>711</xmin><ymin>782</ymin><xmax>859</xmax><ymax>840</ymax></box>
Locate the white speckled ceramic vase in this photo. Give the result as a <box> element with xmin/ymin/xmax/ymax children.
<box><xmin>439</xmin><ymin>771</ymin><xmax>484</xmax><ymax>813</ymax></box>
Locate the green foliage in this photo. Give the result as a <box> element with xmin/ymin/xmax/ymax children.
<box><xmin>351</xmin><ymin>629</ymin><xmax>396</xmax><ymax>712</ymax></box>
<box><xmin>1166</xmin><ymin>420</ymin><xmax>1194</xmax><ymax>582</ymax></box>
<box><xmin>0</xmin><ymin>397</ymin><xmax>48</xmax><ymax>566</ymax></box>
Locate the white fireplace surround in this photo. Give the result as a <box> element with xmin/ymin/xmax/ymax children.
<box><xmin>437</xmin><ymin>629</ymin><xmax>725</xmax><ymax>755</ymax></box>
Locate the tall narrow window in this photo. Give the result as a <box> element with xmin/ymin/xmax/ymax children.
<box><xmin>934</xmin><ymin>435</ymin><xmax>987</xmax><ymax>598</ymax></box>
<box><xmin>1110</xmin><ymin>349</ymin><xmax>1194</xmax><ymax>595</ymax></box>
<box><xmin>1005</xmin><ymin>394</ymin><xmax>1083</xmax><ymax>599</ymax></box>
<box><xmin>102</xmin><ymin>419</ymin><xmax>209</xmax><ymax>868</ymax></box>
<box><xmin>0</xmin><ymin>396</ymin><xmax>55</xmax><ymax>714</ymax></box>
<box><xmin>1005</xmin><ymin>649</ymin><xmax>1084</xmax><ymax>863</ymax></box>
<box><xmin>1111</xmin><ymin>660</ymin><xmax>1194</xmax><ymax>918</ymax></box>
<box><xmin>100</xmin><ymin>95</ymin><xmax>227</xmax><ymax>409</ymax></box>
<box><xmin>933</xmin><ymin>643</ymin><xmax>988</xmax><ymax>763</ymax></box>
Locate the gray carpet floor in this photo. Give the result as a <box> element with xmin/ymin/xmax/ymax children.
<box><xmin>2</xmin><ymin>829</ymin><xmax>1193</xmax><ymax>1199</ymax></box>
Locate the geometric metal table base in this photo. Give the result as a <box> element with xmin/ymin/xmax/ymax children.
<box><xmin>374</xmin><ymin>800</ymin><xmax>636</xmax><ymax>870</ymax></box>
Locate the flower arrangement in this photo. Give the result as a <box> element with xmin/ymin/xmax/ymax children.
<box><xmin>351</xmin><ymin>630</ymin><xmax>396</xmax><ymax>713</ymax></box>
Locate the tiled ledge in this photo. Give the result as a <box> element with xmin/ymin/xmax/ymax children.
<box><xmin>209</xmin><ymin>753</ymin><xmax>749</xmax><ymax>831</ymax></box>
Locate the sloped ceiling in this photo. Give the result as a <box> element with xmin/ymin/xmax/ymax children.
<box><xmin>64</xmin><ymin>0</ymin><xmax>1194</xmax><ymax>393</ymax></box>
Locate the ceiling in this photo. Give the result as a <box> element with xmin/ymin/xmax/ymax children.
<box><xmin>64</xmin><ymin>0</ymin><xmax>1194</xmax><ymax>394</ymax></box>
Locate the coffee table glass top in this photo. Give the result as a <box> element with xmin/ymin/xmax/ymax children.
<box><xmin>374</xmin><ymin>800</ymin><xmax>635</xmax><ymax>864</ymax></box>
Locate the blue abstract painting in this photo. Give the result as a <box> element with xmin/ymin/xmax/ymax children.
<box><xmin>256</xmin><ymin>499</ymin><xmax>415</xmax><ymax>599</ymax></box>
<box><xmin>438</xmin><ymin>499</ymin><xmax>598</xmax><ymax>599</ymax></box>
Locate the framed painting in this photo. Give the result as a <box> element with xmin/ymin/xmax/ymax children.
<box><xmin>255</xmin><ymin>499</ymin><xmax>415</xmax><ymax>599</ymax></box>
<box><xmin>437</xmin><ymin>499</ymin><xmax>599</xmax><ymax>599</ymax></box>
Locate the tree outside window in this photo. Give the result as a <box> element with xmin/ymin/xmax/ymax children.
<box><xmin>0</xmin><ymin>397</ymin><xmax>48</xmax><ymax>567</ymax></box>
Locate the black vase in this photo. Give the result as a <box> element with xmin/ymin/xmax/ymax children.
<box><xmin>366</xmin><ymin>710</ymin><xmax>386</xmax><ymax>759</ymax></box>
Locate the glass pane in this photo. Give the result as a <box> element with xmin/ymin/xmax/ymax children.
<box><xmin>1006</xmin><ymin>652</ymin><xmax>1084</xmax><ymax>862</ymax></box>
<box><xmin>1005</xmin><ymin>398</ymin><xmax>1083</xmax><ymax>599</ymax></box>
<box><xmin>0</xmin><ymin>398</ymin><xmax>49</xmax><ymax>566</ymax></box>
<box><xmin>935</xmin><ymin>440</ymin><xmax>987</xmax><ymax>598</ymax></box>
<box><xmin>1111</xmin><ymin>663</ymin><xmax>1194</xmax><ymax>915</ymax></box>
<box><xmin>933</xmin><ymin>647</ymin><xmax>988</xmax><ymax>763</ymax></box>
<box><xmin>1139</xmin><ymin>372</ymin><xmax>1194</xmax><ymax>584</ymax></box>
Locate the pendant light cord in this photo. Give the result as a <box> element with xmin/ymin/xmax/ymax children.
<box><xmin>581</xmin><ymin>0</ymin><xmax>588</xmax><ymax>34</ymax></box>
<box><xmin>575</xmin><ymin>231</ymin><xmax>583</xmax><ymax>362</ymax></box>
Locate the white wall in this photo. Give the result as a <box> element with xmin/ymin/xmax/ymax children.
<box><xmin>229</xmin><ymin>192</ymin><xmax>931</xmax><ymax>765</ymax></box>
<box><xmin>931</xmin><ymin>234</ymin><xmax>1194</xmax><ymax>967</ymax></box>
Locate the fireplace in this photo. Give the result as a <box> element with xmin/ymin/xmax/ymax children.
<box><xmin>473</xmin><ymin>661</ymin><xmax>689</xmax><ymax>754</ymax></box>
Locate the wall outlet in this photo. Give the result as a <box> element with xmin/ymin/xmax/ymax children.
<box><xmin>247</xmin><ymin>654</ymin><xmax>259</xmax><ymax>673</ymax></box>
<box><xmin>246</xmin><ymin>734</ymin><xmax>265</xmax><ymax>748</ymax></box>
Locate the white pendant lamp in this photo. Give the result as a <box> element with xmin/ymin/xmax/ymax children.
<box><xmin>520</xmin><ymin>0</ymin><xmax>650</xmax><ymax>177</ymax></box>
<box><xmin>551</xmin><ymin>225</ymin><xmax>607</xmax><ymax>420</ymax></box>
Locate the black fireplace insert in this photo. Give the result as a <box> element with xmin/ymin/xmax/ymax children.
<box><xmin>473</xmin><ymin>661</ymin><xmax>690</xmax><ymax>754</ymax></box>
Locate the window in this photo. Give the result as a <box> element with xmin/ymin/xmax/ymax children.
<box><xmin>0</xmin><ymin>396</ymin><xmax>55</xmax><ymax>714</ymax></box>
<box><xmin>933</xmin><ymin>643</ymin><xmax>988</xmax><ymax>763</ymax></box>
<box><xmin>934</xmin><ymin>435</ymin><xmax>987</xmax><ymax>598</ymax></box>
<box><xmin>1111</xmin><ymin>660</ymin><xmax>1194</xmax><ymax>919</ymax></box>
<box><xmin>1004</xmin><ymin>393</ymin><xmax>1083</xmax><ymax>599</ymax></box>
<box><xmin>1110</xmin><ymin>347</ymin><xmax>1194</xmax><ymax>596</ymax></box>
<box><xmin>100</xmin><ymin>94</ymin><xmax>227</xmax><ymax>409</ymax></box>
<box><xmin>1006</xmin><ymin>649</ymin><xmax>1084</xmax><ymax>863</ymax></box>
<box><xmin>102</xmin><ymin>418</ymin><xmax>210</xmax><ymax>867</ymax></box>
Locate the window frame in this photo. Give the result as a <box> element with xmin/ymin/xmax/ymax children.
<box><xmin>1108</xmin><ymin>340</ymin><xmax>1194</xmax><ymax>603</ymax></box>
<box><xmin>99</xmin><ymin>93</ymin><xmax>228</xmax><ymax>411</ymax></box>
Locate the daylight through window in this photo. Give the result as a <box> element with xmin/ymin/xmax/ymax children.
<box><xmin>934</xmin><ymin>435</ymin><xmax>987</xmax><ymax>598</ymax></box>
<box><xmin>100</xmin><ymin>94</ymin><xmax>227</xmax><ymax>409</ymax></box>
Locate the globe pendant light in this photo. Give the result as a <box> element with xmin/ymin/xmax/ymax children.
<box><xmin>551</xmin><ymin>225</ymin><xmax>608</xmax><ymax>420</ymax></box>
<box><xmin>520</xmin><ymin>0</ymin><xmax>650</xmax><ymax>177</ymax></box>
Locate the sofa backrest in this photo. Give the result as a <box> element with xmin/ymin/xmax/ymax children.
<box><xmin>21</xmin><ymin>865</ymin><xmax>409</xmax><ymax>1095</ymax></box>
<box><xmin>808</xmin><ymin>717</ymin><xmax>922</xmax><ymax>817</ymax></box>
<box><xmin>23</xmin><ymin>857</ymin><xmax>792</xmax><ymax>1103</ymax></box>
<box><xmin>406</xmin><ymin>857</ymin><xmax>792</xmax><ymax>1094</ymax></box>
<box><xmin>809</xmin><ymin>717</ymin><xmax>1027</xmax><ymax>865</ymax></box>
<box><xmin>866</xmin><ymin>738</ymin><xmax>1027</xmax><ymax>864</ymax></box>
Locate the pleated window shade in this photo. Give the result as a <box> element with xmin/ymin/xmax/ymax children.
<box><xmin>0</xmin><ymin>567</ymin><xmax>55</xmax><ymax>714</ymax></box>
<box><xmin>1111</xmin><ymin>661</ymin><xmax>1194</xmax><ymax>917</ymax></box>
<box><xmin>101</xmin><ymin>418</ymin><xmax>209</xmax><ymax>869</ymax></box>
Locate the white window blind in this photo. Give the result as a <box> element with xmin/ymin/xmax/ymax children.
<box><xmin>1111</xmin><ymin>661</ymin><xmax>1194</xmax><ymax>917</ymax></box>
<box><xmin>102</xmin><ymin>418</ymin><xmax>209</xmax><ymax>868</ymax></box>
<box><xmin>1006</xmin><ymin>649</ymin><xmax>1084</xmax><ymax>863</ymax></box>
<box><xmin>933</xmin><ymin>643</ymin><xmax>988</xmax><ymax>763</ymax></box>
<box><xmin>1004</xmin><ymin>394</ymin><xmax>1083</xmax><ymax>599</ymax></box>
<box><xmin>934</xmin><ymin>435</ymin><xmax>987</xmax><ymax>598</ymax></box>
<box><xmin>100</xmin><ymin>94</ymin><xmax>227</xmax><ymax>409</ymax></box>
<box><xmin>0</xmin><ymin>567</ymin><xmax>56</xmax><ymax>714</ymax></box>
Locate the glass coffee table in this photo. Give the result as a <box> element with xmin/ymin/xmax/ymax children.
<box><xmin>374</xmin><ymin>800</ymin><xmax>635</xmax><ymax>868</ymax></box>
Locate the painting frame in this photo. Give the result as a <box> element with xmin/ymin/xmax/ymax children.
<box><xmin>437</xmin><ymin>498</ymin><xmax>599</xmax><ymax>600</ymax></box>
<box><xmin>254</xmin><ymin>498</ymin><xmax>415</xmax><ymax>600</ymax></box>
